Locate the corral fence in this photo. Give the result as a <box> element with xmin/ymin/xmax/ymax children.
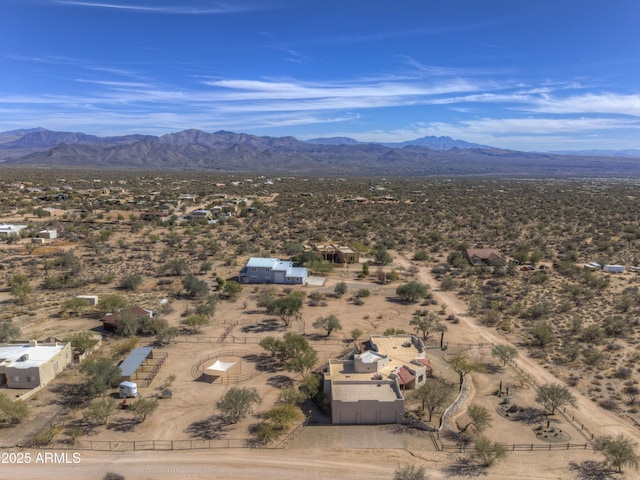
<box><xmin>189</xmin><ymin>349</ymin><xmax>264</xmax><ymax>384</ymax></box>
<box><xmin>30</xmin><ymin>423</ymin><xmax>307</xmax><ymax>452</ymax></box>
<box><xmin>132</xmin><ymin>351</ymin><xmax>168</xmax><ymax>388</ymax></box>
<box><xmin>423</xmin><ymin>340</ymin><xmax>494</xmax><ymax>352</ymax></box>
<box><xmin>440</xmin><ymin>442</ymin><xmax>592</xmax><ymax>452</ymax></box>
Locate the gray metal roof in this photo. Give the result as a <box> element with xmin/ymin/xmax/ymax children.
<box><xmin>119</xmin><ymin>346</ymin><xmax>153</xmax><ymax>377</ymax></box>
<box><xmin>246</xmin><ymin>257</ymin><xmax>279</xmax><ymax>268</ymax></box>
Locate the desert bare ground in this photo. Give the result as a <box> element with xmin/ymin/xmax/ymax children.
<box><xmin>2</xmin><ymin>172</ymin><xmax>640</xmax><ymax>479</ymax></box>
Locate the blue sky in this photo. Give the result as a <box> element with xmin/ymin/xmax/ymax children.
<box><xmin>1</xmin><ymin>0</ymin><xmax>639</xmax><ymax>151</ymax></box>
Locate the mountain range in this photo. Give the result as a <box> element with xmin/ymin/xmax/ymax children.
<box><xmin>1</xmin><ymin>128</ymin><xmax>639</xmax><ymax>177</ymax></box>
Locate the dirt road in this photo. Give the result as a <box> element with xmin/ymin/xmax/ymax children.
<box><xmin>394</xmin><ymin>254</ymin><xmax>640</xmax><ymax>445</ymax></box>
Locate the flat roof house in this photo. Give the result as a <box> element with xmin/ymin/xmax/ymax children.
<box><xmin>239</xmin><ymin>257</ymin><xmax>308</xmax><ymax>285</ymax></box>
<box><xmin>324</xmin><ymin>335</ymin><xmax>431</xmax><ymax>425</ymax></box>
<box><xmin>0</xmin><ymin>341</ymin><xmax>72</xmax><ymax>389</ymax></box>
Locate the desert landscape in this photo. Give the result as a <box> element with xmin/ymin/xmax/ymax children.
<box><xmin>0</xmin><ymin>170</ymin><xmax>639</xmax><ymax>479</ymax></box>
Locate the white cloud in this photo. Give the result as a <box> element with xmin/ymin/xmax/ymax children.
<box><xmin>528</xmin><ymin>93</ymin><xmax>640</xmax><ymax>116</ymax></box>
<box><xmin>53</xmin><ymin>1</ymin><xmax>258</xmax><ymax>14</ymax></box>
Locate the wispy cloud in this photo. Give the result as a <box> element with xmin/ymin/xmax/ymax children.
<box><xmin>528</xmin><ymin>93</ymin><xmax>640</xmax><ymax>116</ymax></box>
<box><xmin>53</xmin><ymin>1</ymin><xmax>261</xmax><ymax>14</ymax></box>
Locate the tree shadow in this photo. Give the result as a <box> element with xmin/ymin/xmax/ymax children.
<box><xmin>243</xmin><ymin>353</ymin><xmax>280</xmax><ymax>373</ymax></box>
<box><xmin>185</xmin><ymin>414</ymin><xmax>230</xmax><ymax>440</ymax></box>
<box><xmin>50</xmin><ymin>382</ymin><xmax>86</xmax><ymax>408</ymax></box>
<box><xmin>107</xmin><ymin>416</ymin><xmax>139</xmax><ymax>433</ymax></box>
<box><xmin>498</xmin><ymin>404</ymin><xmax>547</xmax><ymax>425</ymax></box>
<box><xmin>442</xmin><ymin>457</ymin><xmax>487</xmax><ymax>478</ymax></box>
<box><xmin>266</xmin><ymin>375</ymin><xmax>294</xmax><ymax>388</ymax></box>
<box><xmin>569</xmin><ymin>460</ymin><xmax>617</xmax><ymax>480</ymax></box>
<box><xmin>64</xmin><ymin>417</ymin><xmax>98</xmax><ymax>437</ymax></box>
<box><xmin>240</xmin><ymin>319</ymin><xmax>283</xmax><ymax>333</ymax></box>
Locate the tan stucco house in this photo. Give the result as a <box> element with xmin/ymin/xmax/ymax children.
<box><xmin>324</xmin><ymin>335</ymin><xmax>432</xmax><ymax>425</ymax></box>
<box><xmin>0</xmin><ymin>341</ymin><xmax>72</xmax><ymax>389</ymax></box>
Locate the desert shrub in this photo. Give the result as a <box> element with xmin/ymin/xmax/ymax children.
<box><xmin>599</xmin><ymin>398</ymin><xmax>619</xmax><ymax>411</ymax></box>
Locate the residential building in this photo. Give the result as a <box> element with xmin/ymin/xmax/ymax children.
<box><xmin>313</xmin><ymin>243</ymin><xmax>360</xmax><ymax>265</ymax></box>
<box><xmin>102</xmin><ymin>306</ymin><xmax>153</xmax><ymax>331</ymax></box>
<box><xmin>324</xmin><ymin>335</ymin><xmax>432</xmax><ymax>425</ymax></box>
<box><xmin>464</xmin><ymin>248</ymin><xmax>506</xmax><ymax>267</ymax></box>
<box><xmin>239</xmin><ymin>257</ymin><xmax>308</xmax><ymax>285</ymax></box>
<box><xmin>0</xmin><ymin>224</ymin><xmax>27</xmax><ymax>238</ymax></box>
<box><xmin>0</xmin><ymin>341</ymin><xmax>72</xmax><ymax>389</ymax></box>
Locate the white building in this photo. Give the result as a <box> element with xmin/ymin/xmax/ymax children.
<box><xmin>0</xmin><ymin>341</ymin><xmax>72</xmax><ymax>389</ymax></box>
<box><xmin>0</xmin><ymin>224</ymin><xmax>27</xmax><ymax>238</ymax></box>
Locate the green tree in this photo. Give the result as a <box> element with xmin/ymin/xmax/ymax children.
<box><xmin>594</xmin><ymin>433</ymin><xmax>640</xmax><ymax>474</ymax></box>
<box><xmin>396</xmin><ymin>280</ymin><xmax>428</xmax><ymax>303</ymax></box>
<box><xmin>185</xmin><ymin>313</ymin><xmax>210</xmax><ymax>333</ymax></box>
<box><xmin>119</xmin><ymin>273</ymin><xmax>143</xmax><ymax>291</ymax></box>
<box><xmin>0</xmin><ymin>394</ymin><xmax>29</xmax><ymax>424</ymax></box>
<box><xmin>216</xmin><ymin>387</ymin><xmax>261</xmax><ymax>424</ymax></box>
<box><xmin>222</xmin><ymin>280</ymin><xmax>243</xmax><ymax>300</ymax></box>
<box><xmin>263</xmin><ymin>404</ymin><xmax>302</xmax><ymax>429</ymax></box>
<box><xmin>529</xmin><ymin>321</ymin><xmax>555</xmax><ymax>349</ymax></box>
<box><xmin>393</xmin><ymin>464</ymin><xmax>428</xmax><ymax>480</ymax></box>
<box><xmin>80</xmin><ymin>358</ymin><xmax>121</xmax><ymax>397</ymax></box>
<box><xmin>278</xmin><ymin>386</ymin><xmax>307</xmax><ymax>406</ymax></box>
<box><xmin>83</xmin><ymin>397</ymin><xmax>118</xmax><ymax>425</ymax></box>
<box><xmin>98</xmin><ymin>294</ymin><xmax>127</xmax><ymax>316</ymax></box>
<box><xmin>288</xmin><ymin>348</ymin><xmax>319</xmax><ymax>377</ymax></box>
<box><xmin>130</xmin><ymin>398</ymin><xmax>159</xmax><ymax>422</ymax></box>
<box><xmin>413</xmin><ymin>379</ymin><xmax>449</xmax><ymax>421</ymax></box>
<box><xmin>409</xmin><ymin>310</ymin><xmax>441</xmax><ymax>342</ymax></box>
<box><xmin>64</xmin><ymin>331</ymin><xmax>99</xmax><ymax>354</ymax></box>
<box><xmin>491</xmin><ymin>344</ymin><xmax>518</xmax><ymax>366</ymax></box>
<box><xmin>351</xmin><ymin>328</ymin><xmax>363</xmax><ymax>352</ymax></box>
<box><xmin>0</xmin><ymin>320</ymin><xmax>21</xmax><ymax>343</ymax></box>
<box><xmin>182</xmin><ymin>274</ymin><xmax>210</xmax><ymax>298</ymax></box>
<box><xmin>9</xmin><ymin>274</ymin><xmax>33</xmax><ymax>304</ymax></box>
<box><xmin>195</xmin><ymin>297</ymin><xmax>217</xmax><ymax>318</ymax></box>
<box><xmin>412</xmin><ymin>250</ymin><xmax>429</xmax><ymax>261</ymax></box>
<box><xmin>267</xmin><ymin>292</ymin><xmax>304</xmax><ymax>327</ymax></box>
<box><xmin>60</xmin><ymin>297</ymin><xmax>89</xmax><ymax>317</ymax></box>
<box><xmin>114</xmin><ymin>311</ymin><xmax>145</xmax><ymax>337</ymax></box>
<box><xmin>472</xmin><ymin>436</ymin><xmax>509</xmax><ymax>467</ymax></box>
<box><xmin>535</xmin><ymin>383</ymin><xmax>577</xmax><ymax>414</ymax></box>
<box><xmin>459</xmin><ymin>404</ymin><xmax>492</xmax><ymax>434</ymax></box>
<box><xmin>373</xmin><ymin>245</ymin><xmax>392</xmax><ymax>265</ymax></box>
<box><xmin>156</xmin><ymin>326</ymin><xmax>180</xmax><ymax>345</ymax></box>
<box><xmin>312</xmin><ymin>315</ymin><xmax>342</xmax><ymax>337</ymax></box>
<box><xmin>161</xmin><ymin>258</ymin><xmax>189</xmax><ymax>276</ymax></box>
<box><xmin>334</xmin><ymin>281</ymin><xmax>348</xmax><ymax>297</ymax></box>
<box><xmin>447</xmin><ymin>352</ymin><xmax>485</xmax><ymax>389</ymax></box>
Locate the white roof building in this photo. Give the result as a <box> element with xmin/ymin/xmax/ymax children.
<box><xmin>0</xmin><ymin>341</ymin><xmax>72</xmax><ymax>389</ymax></box>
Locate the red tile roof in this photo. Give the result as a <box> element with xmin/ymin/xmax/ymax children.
<box><xmin>414</xmin><ymin>358</ymin><xmax>433</xmax><ymax>371</ymax></box>
<box><xmin>396</xmin><ymin>366</ymin><xmax>415</xmax><ymax>385</ymax></box>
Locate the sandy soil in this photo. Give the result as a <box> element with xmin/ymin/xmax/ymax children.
<box><xmin>4</xmin><ymin>255</ymin><xmax>640</xmax><ymax>479</ymax></box>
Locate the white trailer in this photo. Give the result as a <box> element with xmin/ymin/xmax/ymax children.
<box><xmin>603</xmin><ymin>264</ymin><xmax>625</xmax><ymax>273</ymax></box>
<box><xmin>119</xmin><ymin>381</ymin><xmax>138</xmax><ymax>398</ymax></box>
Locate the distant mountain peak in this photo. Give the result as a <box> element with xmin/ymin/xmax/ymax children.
<box><xmin>305</xmin><ymin>134</ymin><xmax>490</xmax><ymax>150</ymax></box>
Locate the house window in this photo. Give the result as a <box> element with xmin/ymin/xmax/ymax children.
<box><xmin>417</xmin><ymin>374</ymin><xmax>424</xmax><ymax>383</ymax></box>
<box><xmin>250</xmin><ymin>276</ymin><xmax>258</xmax><ymax>281</ymax></box>
<box><xmin>250</xmin><ymin>267</ymin><xmax>257</xmax><ymax>272</ymax></box>
<box><xmin>10</xmin><ymin>376</ymin><xmax>20</xmax><ymax>383</ymax></box>
<box><xmin>265</xmin><ymin>267</ymin><xmax>271</xmax><ymax>272</ymax></box>
<box><xmin>26</xmin><ymin>376</ymin><xmax>36</xmax><ymax>383</ymax></box>
<box><xmin>53</xmin><ymin>361</ymin><xmax>59</xmax><ymax>372</ymax></box>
